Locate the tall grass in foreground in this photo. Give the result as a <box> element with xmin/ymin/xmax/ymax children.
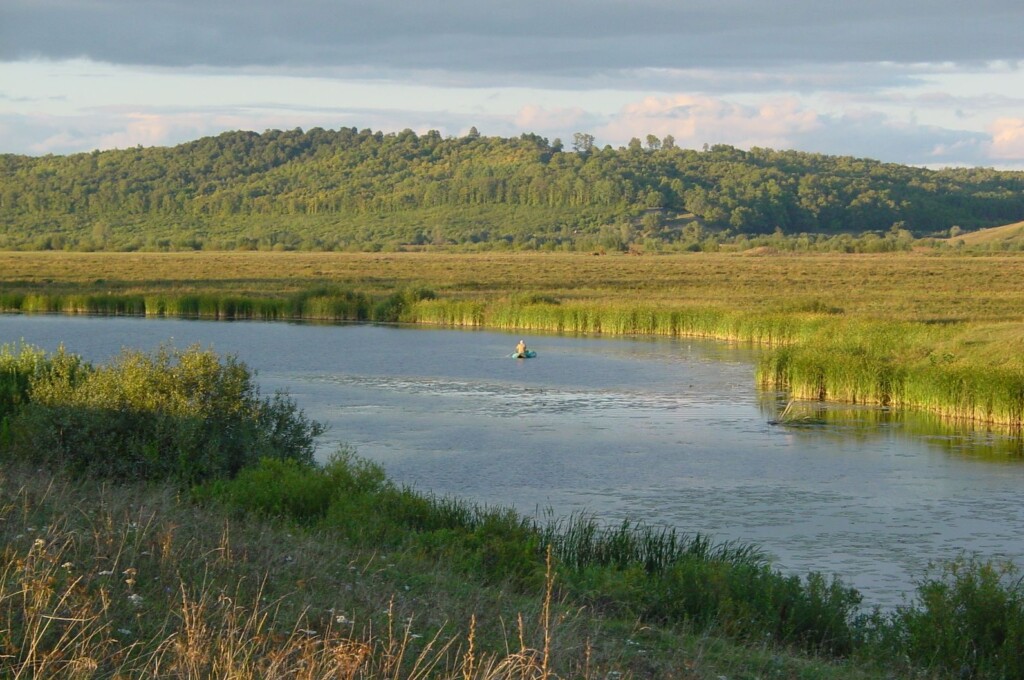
<box><xmin>6</xmin><ymin>458</ymin><xmax>1024</xmax><ymax>680</ymax></box>
<box><xmin>0</xmin><ymin>465</ymin><xmax>579</xmax><ymax>680</ymax></box>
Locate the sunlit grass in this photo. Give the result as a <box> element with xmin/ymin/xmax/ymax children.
<box><xmin>1</xmin><ymin>460</ymin><xmax>898</xmax><ymax>680</ymax></box>
<box><xmin>2</xmin><ymin>251</ymin><xmax>1024</xmax><ymax>323</ymax></box>
<box><xmin>3</xmin><ymin>250</ymin><xmax>1024</xmax><ymax>426</ymax></box>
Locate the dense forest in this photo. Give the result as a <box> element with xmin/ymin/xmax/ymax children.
<box><xmin>1</xmin><ymin>126</ymin><xmax>1023</xmax><ymax>252</ymax></box>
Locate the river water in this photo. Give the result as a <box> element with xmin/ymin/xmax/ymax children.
<box><xmin>3</xmin><ymin>314</ymin><xmax>1023</xmax><ymax>608</ymax></box>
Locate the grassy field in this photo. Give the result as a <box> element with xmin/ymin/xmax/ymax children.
<box><xmin>949</xmin><ymin>219</ymin><xmax>1024</xmax><ymax>248</ymax></box>
<box><xmin>2</xmin><ymin>460</ymin><xmax>905</xmax><ymax>680</ymax></box>
<box><xmin>2</xmin><ymin>250</ymin><xmax>1024</xmax><ymax>426</ymax></box>
<box><xmin>2</xmin><ymin>250</ymin><xmax>1024</xmax><ymax>322</ymax></box>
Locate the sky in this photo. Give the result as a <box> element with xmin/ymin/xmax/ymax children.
<box><xmin>2</xmin><ymin>0</ymin><xmax>1024</xmax><ymax>169</ymax></box>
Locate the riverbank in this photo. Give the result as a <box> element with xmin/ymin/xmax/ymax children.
<box><xmin>4</xmin><ymin>343</ymin><xmax>1024</xmax><ymax>678</ymax></box>
<box><xmin>0</xmin><ymin>461</ymin><xmax>890</xmax><ymax>680</ymax></box>
<box><xmin>2</xmin><ymin>251</ymin><xmax>1023</xmax><ymax>427</ymax></box>
<box><xmin>0</xmin><ymin>344</ymin><xmax>877</xmax><ymax>678</ymax></box>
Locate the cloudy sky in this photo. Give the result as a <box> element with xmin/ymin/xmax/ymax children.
<box><xmin>2</xmin><ymin>0</ymin><xmax>1024</xmax><ymax>168</ymax></box>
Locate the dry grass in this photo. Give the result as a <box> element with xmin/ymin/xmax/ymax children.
<box><xmin>0</xmin><ymin>464</ymin><xmax>564</xmax><ymax>679</ymax></box>
<box><xmin>3</xmin><ymin>250</ymin><xmax>1024</xmax><ymax>323</ymax></box>
<box><xmin>0</xmin><ymin>462</ymin><xmax>889</xmax><ymax>680</ymax></box>
<box><xmin>948</xmin><ymin>220</ymin><xmax>1024</xmax><ymax>247</ymax></box>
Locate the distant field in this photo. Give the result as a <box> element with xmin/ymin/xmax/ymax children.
<box><xmin>951</xmin><ymin>220</ymin><xmax>1024</xmax><ymax>247</ymax></box>
<box><xmin>3</xmin><ymin>250</ymin><xmax>1024</xmax><ymax>323</ymax></box>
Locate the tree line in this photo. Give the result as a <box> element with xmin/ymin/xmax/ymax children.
<box><xmin>1</xmin><ymin>126</ymin><xmax>1022</xmax><ymax>251</ymax></box>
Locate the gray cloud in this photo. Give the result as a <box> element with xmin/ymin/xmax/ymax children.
<box><xmin>793</xmin><ymin>115</ymin><xmax>995</xmax><ymax>167</ymax></box>
<box><xmin>3</xmin><ymin>0</ymin><xmax>1022</xmax><ymax>82</ymax></box>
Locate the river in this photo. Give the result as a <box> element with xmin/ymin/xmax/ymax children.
<box><xmin>3</xmin><ymin>313</ymin><xmax>1023</xmax><ymax>608</ymax></box>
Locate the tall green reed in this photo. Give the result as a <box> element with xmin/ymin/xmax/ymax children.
<box><xmin>759</xmin><ymin>319</ymin><xmax>1024</xmax><ymax>427</ymax></box>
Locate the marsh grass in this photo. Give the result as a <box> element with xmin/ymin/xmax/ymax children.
<box><xmin>4</xmin><ymin>251</ymin><xmax>1024</xmax><ymax>323</ymax></box>
<box><xmin>759</xmin><ymin>319</ymin><xmax>1024</xmax><ymax>428</ymax></box>
<box><xmin>542</xmin><ymin>513</ymin><xmax>766</xmax><ymax>574</ymax></box>
<box><xmin>408</xmin><ymin>298</ymin><xmax>826</xmax><ymax>345</ymax></box>
<box><xmin>1</xmin><ymin>461</ymin><xmax>897</xmax><ymax>680</ymax></box>
<box><xmin>0</xmin><ymin>290</ymin><xmax>372</xmax><ymax>322</ymax></box>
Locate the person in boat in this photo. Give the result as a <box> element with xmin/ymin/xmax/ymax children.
<box><xmin>515</xmin><ymin>339</ymin><xmax>528</xmax><ymax>357</ymax></box>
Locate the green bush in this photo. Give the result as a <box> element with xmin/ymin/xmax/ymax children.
<box><xmin>201</xmin><ymin>457</ymin><xmax>335</xmax><ymax>523</ymax></box>
<box><xmin>888</xmin><ymin>557</ymin><xmax>1024</xmax><ymax>678</ymax></box>
<box><xmin>5</xmin><ymin>344</ymin><xmax>323</xmax><ymax>483</ymax></box>
<box><xmin>0</xmin><ymin>342</ymin><xmax>51</xmax><ymax>423</ymax></box>
<box><xmin>547</xmin><ymin>515</ymin><xmax>861</xmax><ymax>656</ymax></box>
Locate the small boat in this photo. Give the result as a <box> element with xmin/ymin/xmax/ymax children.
<box><xmin>511</xmin><ymin>350</ymin><xmax>537</xmax><ymax>359</ymax></box>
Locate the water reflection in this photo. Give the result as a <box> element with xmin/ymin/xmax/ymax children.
<box><xmin>760</xmin><ymin>396</ymin><xmax>1024</xmax><ymax>458</ymax></box>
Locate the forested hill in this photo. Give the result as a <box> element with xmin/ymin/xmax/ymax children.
<box><xmin>1</xmin><ymin>126</ymin><xmax>1023</xmax><ymax>252</ymax></box>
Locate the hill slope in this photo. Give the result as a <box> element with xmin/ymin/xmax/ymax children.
<box><xmin>949</xmin><ymin>220</ymin><xmax>1024</xmax><ymax>247</ymax></box>
<box><xmin>1</xmin><ymin>127</ymin><xmax>1023</xmax><ymax>251</ymax></box>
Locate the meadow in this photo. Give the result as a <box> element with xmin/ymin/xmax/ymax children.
<box><xmin>2</xmin><ymin>250</ymin><xmax>1024</xmax><ymax>322</ymax></box>
<box><xmin>2</xmin><ymin>250</ymin><xmax>1023</xmax><ymax>427</ymax></box>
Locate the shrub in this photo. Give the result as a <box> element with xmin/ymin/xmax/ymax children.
<box><xmin>0</xmin><ymin>342</ymin><xmax>51</xmax><ymax>425</ymax></box>
<box><xmin>888</xmin><ymin>557</ymin><xmax>1024</xmax><ymax>678</ymax></box>
<box><xmin>6</xmin><ymin>344</ymin><xmax>324</xmax><ymax>484</ymax></box>
<box><xmin>201</xmin><ymin>457</ymin><xmax>335</xmax><ymax>523</ymax></box>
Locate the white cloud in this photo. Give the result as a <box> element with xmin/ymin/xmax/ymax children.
<box><xmin>989</xmin><ymin>118</ymin><xmax>1024</xmax><ymax>160</ymax></box>
<box><xmin>514</xmin><ymin>105</ymin><xmax>594</xmax><ymax>136</ymax></box>
<box><xmin>598</xmin><ymin>95</ymin><xmax>823</xmax><ymax>150</ymax></box>
<box><xmin>2</xmin><ymin>0</ymin><xmax>1024</xmax><ymax>171</ymax></box>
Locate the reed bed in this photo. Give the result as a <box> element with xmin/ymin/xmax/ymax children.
<box><xmin>758</xmin><ymin>319</ymin><xmax>1024</xmax><ymax>428</ymax></box>
<box><xmin>0</xmin><ymin>290</ymin><xmax>372</xmax><ymax>322</ymax></box>
<box><xmin>408</xmin><ymin>299</ymin><xmax>830</xmax><ymax>344</ymax></box>
<box><xmin>541</xmin><ymin>513</ymin><xmax>766</xmax><ymax>573</ymax></box>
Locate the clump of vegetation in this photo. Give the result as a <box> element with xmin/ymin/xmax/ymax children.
<box><xmin>372</xmin><ymin>286</ymin><xmax>437</xmax><ymax>322</ymax></box>
<box><xmin>543</xmin><ymin>515</ymin><xmax>863</xmax><ymax>656</ymax></box>
<box><xmin>0</xmin><ymin>343</ymin><xmax>323</xmax><ymax>483</ymax></box>
<box><xmin>758</xmin><ymin>319</ymin><xmax>1024</xmax><ymax>427</ymax></box>
<box><xmin>882</xmin><ymin>557</ymin><xmax>1024</xmax><ymax>679</ymax></box>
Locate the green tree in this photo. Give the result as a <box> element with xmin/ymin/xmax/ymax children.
<box><xmin>572</xmin><ymin>132</ymin><xmax>595</xmax><ymax>154</ymax></box>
